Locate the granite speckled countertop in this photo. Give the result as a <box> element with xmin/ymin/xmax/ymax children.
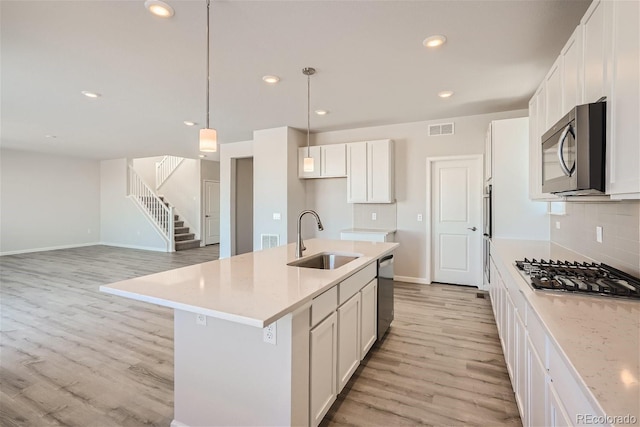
<box><xmin>491</xmin><ymin>238</ymin><xmax>639</xmax><ymax>424</ymax></box>
<box><xmin>100</xmin><ymin>239</ymin><xmax>398</xmax><ymax>328</ymax></box>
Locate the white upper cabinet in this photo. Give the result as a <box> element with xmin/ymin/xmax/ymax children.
<box><xmin>561</xmin><ymin>27</ymin><xmax>583</xmax><ymax>116</ymax></box>
<box><xmin>299</xmin><ymin>144</ymin><xmax>346</xmax><ymax>179</ymax></box>
<box><xmin>545</xmin><ymin>57</ymin><xmax>563</xmax><ymax>126</ymax></box>
<box><xmin>320</xmin><ymin>144</ymin><xmax>346</xmax><ymax>177</ymax></box>
<box><xmin>581</xmin><ymin>0</ymin><xmax>609</xmax><ymax>103</ymax></box>
<box><xmin>298</xmin><ymin>146</ymin><xmax>321</xmax><ymax>178</ymax></box>
<box><xmin>347</xmin><ymin>139</ymin><xmax>394</xmax><ymax>203</ymax></box>
<box><xmin>529</xmin><ymin>0</ymin><xmax>639</xmax><ymax>200</ymax></box>
<box><xmin>607</xmin><ymin>0</ymin><xmax>640</xmax><ymax>198</ymax></box>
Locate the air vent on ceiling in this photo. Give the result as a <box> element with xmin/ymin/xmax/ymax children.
<box><xmin>428</xmin><ymin>122</ymin><xmax>455</xmax><ymax>136</ymax></box>
<box><xmin>261</xmin><ymin>234</ymin><xmax>279</xmax><ymax>250</ymax></box>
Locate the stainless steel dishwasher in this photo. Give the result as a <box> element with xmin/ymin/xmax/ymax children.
<box><xmin>377</xmin><ymin>254</ymin><xmax>394</xmax><ymax>339</ymax></box>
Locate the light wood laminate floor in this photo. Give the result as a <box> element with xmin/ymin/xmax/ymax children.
<box><xmin>1</xmin><ymin>245</ymin><xmax>520</xmax><ymax>426</ymax></box>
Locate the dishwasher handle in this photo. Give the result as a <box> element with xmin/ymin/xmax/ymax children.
<box><xmin>379</xmin><ymin>254</ymin><xmax>394</xmax><ymax>266</ymax></box>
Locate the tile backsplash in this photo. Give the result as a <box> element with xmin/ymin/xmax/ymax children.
<box><xmin>353</xmin><ymin>203</ymin><xmax>397</xmax><ymax>230</ymax></box>
<box><xmin>550</xmin><ymin>200</ymin><xmax>640</xmax><ymax>276</ymax></box>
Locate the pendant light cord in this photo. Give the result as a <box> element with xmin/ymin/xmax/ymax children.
<box><xmin>307</xmin><ymin>73</ymin><xmax>310</xmax><ymax>157</ymax></box>
<box><xmin>206</xmin><ymin>0</ymin><xmax>211</xmax><ymax>130</ymax></box>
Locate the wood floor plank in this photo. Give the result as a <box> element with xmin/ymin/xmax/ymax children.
<box><xmin>1</xmin><ymin>246</ymin><xmax>520</xmax><ymax>426</ymax></box>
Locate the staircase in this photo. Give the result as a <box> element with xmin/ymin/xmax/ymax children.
<box><xmin>160</xmin><ymin>197</ymin><xmax>201</xmax><ymax>251</ymax></box>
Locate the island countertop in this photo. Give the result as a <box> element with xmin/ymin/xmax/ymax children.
<box><xmin>100</xmin><ymin>238</ymin><xmax>398</xmax><ymax>328</ymax></box>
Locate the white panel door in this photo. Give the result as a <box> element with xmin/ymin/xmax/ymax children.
<box><xmin>204</xmin><ymin>180</ymin><xmax>220</xmax><ymax>245</ymax></box>
<box><xmin>432</xmin><ymin>157</ymin><xmax>482</xmax><ymax>286</ymax></box>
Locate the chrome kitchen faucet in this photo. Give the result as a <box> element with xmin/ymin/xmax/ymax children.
<box><xmin>296</xmin><ymin>210</ymin><xmax>324</xmax><ymax>258</ymax></box>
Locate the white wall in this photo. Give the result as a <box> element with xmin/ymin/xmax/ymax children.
<box><xmin>0</xmin><ymin>149</ymin><xmax>101</xmax><ymax>254</ymax></box>
<box><xmin>308</xmin><ymin>109</ymin><xmax>528</xmax><ymax>281</ymax></box>
<box><xmin>132</xmin><ymin>156</ymin><xmax>163</xmax><ymax>189</ymax></box>
<box><xmin>220</xmin><ymin>140</ymin><xmax>253</xmax><ymax>258</ymax></box>
<box><xmin>201</xmin><ymin>159</ymin><xmax>220</xmax><ymax>181</ymax></box>
<box><xmin>156</xmin><ymin>158</ymin><xmax>202</xmax><ymax>239</ymax></box>
<box><xmin>100</xmin><ymin>158</ymin><xmax>167</xmax><ymax>251</ymax></box>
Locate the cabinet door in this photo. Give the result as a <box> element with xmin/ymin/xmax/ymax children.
<box><xmin>582</xmin><ymin>0</ymin><xmax>609</xmax><ymax>103</ymax></box>
<box><xmin>527</xmin><ymin>335</ymin><xmax>547</xmax><ymax>427</ymax></box>
<box><xmin>561</xmin><ymin>27</ymin><xmax>582</xmax><ymax>116</ymax></box>
<box><xmin>548</xmin><ymin>380</ymin><xmax>572</xmax><ymax>427</ymax></box>
<box><xmin>514</xmin><ymin>311</ymin><xmax>527</xmax><ymax>420</ymax></box>
<box><xmin>299</xmin><ymin>146</ymin><xmax>321</xmax><ymax>178</ymax></box>
<box><xmin>367</xmin><ymin>140</ymin><xmax>394</xmax><ymax>203</ymax></box>
<box><xmin>337</xmin><ymin>293</ymin><xmax>361</xmax><ymax>392</ymax></box>
<box><xmin>310</xmin><ymin>311</ymin><xmax>337</xmax><ymax>427</ymax></box>
<box><xmin>360</xmin><ymin>279</ymin><xmax>377</xmax><ymax>358</ymax></box>
<box><xmin>320</xmin><ymin>144</ymin><xmax>347</xmax><ymax>177</ymax></box>
<box><xmin>346</xmin><ymin>142</ymin><xmax>368</xmax><ymax>202</ymax></box>
<box><xmin>608</xmin><ymin>0</ymin><xmax>640</xmax><ymax>198</ymax></box>
<box><xmin>545</xmin><ymin>57</ymin><xmax>563</xmax><ymax>126</ymax></box>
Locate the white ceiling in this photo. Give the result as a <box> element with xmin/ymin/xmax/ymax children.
<box><xmin>1</xmin><ymin>0</ymin><xmax>591</xmax><ymax>161</ymax></box>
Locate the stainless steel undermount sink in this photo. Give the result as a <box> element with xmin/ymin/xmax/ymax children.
<box><xmin>288</xmin><ymin>252</ymin><xmax>361</xmax><ymax>270</ymax></box>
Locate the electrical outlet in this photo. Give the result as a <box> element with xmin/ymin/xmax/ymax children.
<box><xmin>196</xmin><ymin>314</ymin><xmax>207</xmax><ymax>326</ymax></box>
<box><xmin>371</xmin><ymin>213</ymin><xmax>377</xmax><ymax>221</ymax></box>
<box><xmin>263</xmin><ymin>322</ymin><xmax>277</xmax><ymax>345</ymax></box>
<box><xmin>555</xmin><ymin>221</ymin><xmax>561</xmax><ymax>229</ymax></box>
<box><xmin>273</xmin><ymin>213</ymin><xmax>281</xmax><ymax>220</ymax></box>
<box><xmin>596</xmin><ymin>226</ymin><xmax>603</xmax><ymax>243</ymax></box>
<box><xmin>417</xmin><ymin>214</ymin><xmax>423</xmax><ymax>222</ymax></box>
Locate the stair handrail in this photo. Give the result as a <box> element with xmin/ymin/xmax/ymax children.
<box><xmin>156</xmin><ymin>155</ymin><xmax>184</xmax><ymax>190</ymax></box>
<box><xmin>128</xmin><ymin>165</ymin><xmax>175</xmax><ymax>252</ymax></box>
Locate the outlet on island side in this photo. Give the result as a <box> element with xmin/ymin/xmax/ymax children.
<box><xmin>263</xmin><ymin>322</ymin><xmax>277</xmax><ymax>345</ymax></box>
<box><xmin>196</xmin><ymin>314</ymin><xmax>207</xmax><ymax>326</ymax></box>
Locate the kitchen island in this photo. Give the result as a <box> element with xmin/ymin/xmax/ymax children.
<box><xmin>101</xmin><ymin>238</ymin><xmax>398</xmax><ymax>427</ymax></box>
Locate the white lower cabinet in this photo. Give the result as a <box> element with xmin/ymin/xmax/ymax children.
<box><xmin>309</xmin><ymin>311</ymin><xmax>337</xmax><ymax>427</ymax></box>
<box><xmin>548</xmin><ymin>379</ymin><xmax>572</xmax><ymax>427</ymax></box>
<box><xmin>337</xmin><ymin>293</ymin><xmax>361</xmax><ymax>392</ymax></box>
<box><xmin>359</xmin><ymin>279</ymin><xmax>377</xmax><ymax>358</ymax></box>
<box><xmin>527</xmin><ymin>334</ymin><xmax>547</xmax><ymax>427</ymax></box>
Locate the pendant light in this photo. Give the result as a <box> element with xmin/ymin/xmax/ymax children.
<box><xmin>302</xmin><ymin>67</ymin><xmax>316</xmax><ymax>172</ymax></box>
<box><xmin>199</xmin><ymin>0</ymin><xmax>217</xmax><ymax>152</ymax></box>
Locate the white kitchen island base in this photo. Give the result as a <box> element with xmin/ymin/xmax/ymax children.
<box><xmin>172</xmin><ymin>308</ymin><xmax>310</xmax><ymax>427</ymax></box>
<box><xmin>100</xmin><ymin>239</ymin><xmax>398</xmax><ymax>427</ymax></box>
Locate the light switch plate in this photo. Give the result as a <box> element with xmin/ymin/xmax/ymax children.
<box><xmin>417</xmin><ymin>214</ymin><xmax>423</xmax><ymax>222</ymax></box>
<box><xmin>555</xmin><ymin>221</ymin><xmax>561</xmax><ymax>229</ymax></box>
<box><xmin>273</xmin><ymin>213</ymin><xmax>281</xmax><ymax>220</ymax></box>
<box><xmin>371</xmin><ymin>213</ymin><xmax>377</xmax><ymax>221</ymax></box>
<box><xmin>596</xmin><ymin>226</ymin><xmax>603</xmax><ymax>243</ymax></box>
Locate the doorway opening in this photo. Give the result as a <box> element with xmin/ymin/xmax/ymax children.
<box><xmin>234</xmin><ymin>157</ymin><xmax>253</xmax><ymax>255</ymax></box>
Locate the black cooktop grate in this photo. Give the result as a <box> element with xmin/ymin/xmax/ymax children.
<box><xmin>515</xmin><ymin>259</ymin><xmax>640</xmax><ymax>299</ymax></box>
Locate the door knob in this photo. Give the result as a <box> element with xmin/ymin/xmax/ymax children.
<box><xmin>206</xmin><ymin>215</ymin><xmax>210</xmax><ymax>218</ymax></box>
<box><xmin>468</xmin><ymin>227</ymin><xmax>477</xmax><ymax>231</ymax></box>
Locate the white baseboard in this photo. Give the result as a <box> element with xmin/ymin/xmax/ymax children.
<box><xmin>0</xmin><ymin>242</ymin><xmax>100</xmax><ymax>256</ymax></box>
<box><xmin>170</xmin><ymin>420</ymin><xmax>190</xmax><ymax>427</ymax></box>
<box><xmin>394</xmin><ymin>275</ymin><xmax>431</xmax><ymax>285</ymax></box>
<box><xmin>99</xmin><ymin>242</ymin><xmax>168</xmax><ymax>252</ymax></box>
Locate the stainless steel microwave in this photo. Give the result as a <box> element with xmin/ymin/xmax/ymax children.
<box><xmin>541</xmin><ymin>101</ymin><xmax>606</xmax><ymax>195</ymax></box>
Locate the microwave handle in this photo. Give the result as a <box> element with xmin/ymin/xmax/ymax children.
<box><xmin>557</xmin><ymin>124</ymin><xmax>576</xmax><ymax>177</ymax></box>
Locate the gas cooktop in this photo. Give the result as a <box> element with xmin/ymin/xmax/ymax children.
<box><xmin>515</xmin><ymin>258</ymin><xmax>640</xmax><ymax>300</ymax></box>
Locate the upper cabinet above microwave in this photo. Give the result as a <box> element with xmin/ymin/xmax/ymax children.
<box><xmin>528</xmin><ymin>0</ymin><xmax>639</xmax><ymax>201</ymax></box>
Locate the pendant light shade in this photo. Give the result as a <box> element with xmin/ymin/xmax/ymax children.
<box><xmin>199</xmin><ymin>0</ymin><xmax>217</xmax><ymax>152</ymax></box>
<box><xmin>303</xmin><ymin>67</ymin><xmax>316</xmax><ymax>172</ymax></box>
<box><xmin>199</xmin><ymin>128</ymin><xmax>217</xmax><ymax>152</ymax></box>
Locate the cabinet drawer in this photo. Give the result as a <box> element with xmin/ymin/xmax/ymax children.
<box><xmin>527</xmin><ymin>308</ymin><xmax>547</xmax><ymax>368</ymax></box>
<box><xmin>339</xmin><ymin>263</ymin><xmax>376</xmax><ymax>305</ymax></box>
<box><xmin>548</xmin><ymin>342</ymin><xmax>604</xmax><ymax>420</ymax></box>
<box><xmin>311</xmin><ymin>286</ymin><xmax>338</xmax><ymax>327</ymax></box>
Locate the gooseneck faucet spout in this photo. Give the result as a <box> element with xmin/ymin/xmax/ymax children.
<box><xmin>296</xmin><ymin>210</ymin><xmax>324</xmax><ymax>258</ymax></box>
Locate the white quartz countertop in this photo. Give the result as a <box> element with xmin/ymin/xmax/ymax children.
<box><xmin>340</xmin><ymin>228</ymin><xmax>396</xmax><ymax>235</ymax></box>
<box><xmin>491</xmin><ymin>238</ymin><xmax>639</xmax><ymax>423</ymax></box>
<box><xmin>100</xmin><ymin>239</ymin><xmax>398</xmax><ymax>328</ymax></box>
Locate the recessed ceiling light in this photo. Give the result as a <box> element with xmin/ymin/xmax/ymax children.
<box><xmin>144</xmin><ymin>0</ymin><xmax>174</xmax><ymax>18</ymax></box>
<box><xmin>199</xmin><ymin>154</ymin><xmax>206</xmax><ymax>158</ymax></box>
<box><xmin>262</xmin><ymin>75</ymin><xmax>280</xmax><ymax>84</ymax></box>
<box><xmin>81</xmin><ymin>91</ymin><xmax>101</xmax><ymax>98</ymax></box>
<box><xmin>183</xmin><ymin>121</ymin><xmax>197</xmax><ymax>126</ymax></box>
<box><xmin>438</xmin><ymin>90</ymin><xmax>454</xmax><ymax>98</ymax></box>
<box><xmin>315</xmin><ymin>110</ymin><xmax>329</xmax><ymax>116</ymax></box>
<box><xmin>423</xmin><ymin>35</ymin><xmax>447</xmax><ymax>48</ymax></box>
